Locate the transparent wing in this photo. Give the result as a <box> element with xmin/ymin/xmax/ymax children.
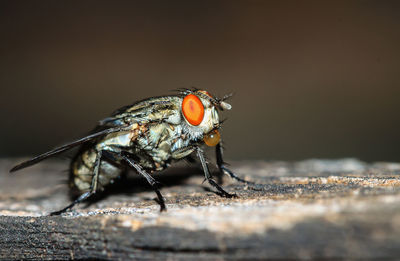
<box><xmin>10</xmin><ymin>125</ymin><xmax>130</xmax><ymax>172</ymax></box>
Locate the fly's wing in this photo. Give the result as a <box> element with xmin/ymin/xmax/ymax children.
<box><xmin>99</xmin><ymin>96</ymin><xmax>181</xmax><ymax>127</ymax></box>
<box><xmin>10</xmin><ymin>95</ymin><xmax>181</xmax><ymax>173</ymax></box>
<box><xmin>10</xmin><ymin>125</ymin><xmax>131</xmax><ymax>172</ymax></box>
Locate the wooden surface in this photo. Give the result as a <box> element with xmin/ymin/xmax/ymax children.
<box><xmin>1</xmin><ymin>158</ymin><xmax>400</xmax><ymax>260</ymax></box>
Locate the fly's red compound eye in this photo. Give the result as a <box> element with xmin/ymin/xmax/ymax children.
<box><xmin>182</xmin><ymin>94</ymin><xmax>204</xmax><ymax>126</ymax></box>
<box><xmin>204</xmin><ymin>129</ymin><xmax>221</xmax><ymax>147</ymax></box>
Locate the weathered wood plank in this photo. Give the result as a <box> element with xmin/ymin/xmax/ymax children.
<box><xmin>1</xmin><ymin>159</ymin><xmax>400</xmax><ymax>260</ymax></box>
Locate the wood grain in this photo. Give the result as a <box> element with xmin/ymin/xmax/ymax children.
<box><xmin>1</xmin><ymin>159</ymin><xmax>400</xmax><ymax>260</ymax></box>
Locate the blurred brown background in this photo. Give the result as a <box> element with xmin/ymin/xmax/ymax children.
<box><xmin>1</xmin><ymin>1</ymin><xmax>400</xmax><ymax>162</ymax></box>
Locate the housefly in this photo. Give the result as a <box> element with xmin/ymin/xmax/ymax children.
<box><xmin>11</xmin><ymin>89</ymin><xmax>251</xmax><ymax>215</ymax></box>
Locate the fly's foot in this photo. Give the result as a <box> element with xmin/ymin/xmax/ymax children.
<box><xmin>49</xmin><ymin>191</ymin><xmax>92</xmax><ymax>216</ymax></box>
<box><xmin>223</xmin><ymin>192</ymin><xmax>238</xmax><ymax>198</ymax></box>
<box><xmin>220</xmin><ymin>165</ymin><xmax>265</xmax><ymax>192</ymax></box>
<box><xmin>49</xmin><ymin>206</ymin><xmax>72</xmax><ymax>216</ymax></box>
<box><xmin>154</xmin><ymin>190</ymin><xmax>167</xmax><ymax>212</ymax></box>
<box><xmin>207</xmin><ymin>178</ymin><xmax>238</xmax><ymax>198</ymax></box>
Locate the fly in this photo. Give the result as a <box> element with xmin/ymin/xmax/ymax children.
<box><xmin>10</xmin><ymin>88</ymin><xmax>252</xmax><ymax>215</ymax></box>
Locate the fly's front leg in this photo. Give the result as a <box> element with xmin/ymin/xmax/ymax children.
<box><xmin>216</xmin><ymin>143</ymin><xmax>257</xmax><ymax>185</ymax></box>
<box><xmin>50</xmin><ymin>150</ymin><xmax>104</xmax><ymax>216</ymax></box>
<box><xmin>196</xmin><ymin>147</ymin><xmax>236</xmax><ymax>198</ymax></box>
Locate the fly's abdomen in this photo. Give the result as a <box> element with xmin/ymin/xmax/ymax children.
<box><xmin>70</xmin><ymin>148</ymin><xmax>123</xmax><ymax>194</ymax></box>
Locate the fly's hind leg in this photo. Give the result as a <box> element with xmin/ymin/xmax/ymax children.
<box><xmin>50</xmin><ymin>150</ymin><xmax>104</xmax><ymax>216</ymax></box>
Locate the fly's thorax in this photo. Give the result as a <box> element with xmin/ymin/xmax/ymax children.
<box><xmin>128</xmin><ymin>96</ymin><xmax>182</xmax><ymax>125</ymax></box>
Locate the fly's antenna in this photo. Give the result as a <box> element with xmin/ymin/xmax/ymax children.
<box><xmin>215</xmin><ymin>92</ymin><xmax>234</xmax><ymax>111</ymax></box>
<box><xmin>221</xmin><ymin>92</ymin><xmax>234</xmax><ymax>102</ymax></box>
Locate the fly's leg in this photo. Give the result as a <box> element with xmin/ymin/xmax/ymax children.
<box><xmin>50</xmin><ymin>150</ymin><xmax>104</xmax><ymax>216</ymax></box>
<box><xmin>184</xmin><ymin>155</ymin><xmax>225</xmax><ymax>183</ymax></box>
<box><xmin>49</xmin><ymin>191</ymin><xmax>92</xmax><ymax>216</ymax></box>
<box><xmin>216</xmin><ymin>143</ymin><xmax>256</xmax><ymax>185</ymax></box>
<box><xmin>102</xmin><ymin>150</ymin><xmax>166</xmax><ymax>212</ymax></box>
<box><xmin>196</xmin><ymin>147</ymin><xmax>236</xmax><ymax>198</ymax></box>
<box><xmin>120</xmin><ymin>153</ymin><xmax>166</xmax><ymax>212</ymax></box>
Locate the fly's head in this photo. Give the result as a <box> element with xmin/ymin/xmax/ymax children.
<box><xmin>179</xmin><ymin>89</ymin><xmax>232</xmax><ymax>147</ymax></box>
